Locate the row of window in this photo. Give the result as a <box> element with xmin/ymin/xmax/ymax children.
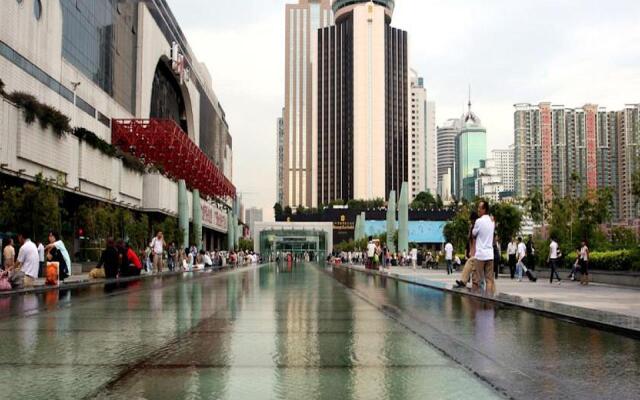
<box><xmin>0</xmin><ymin>40</ymin><xmax>110</xmax><ymax>128</ymax></box>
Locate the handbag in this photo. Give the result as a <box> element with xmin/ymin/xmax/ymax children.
<box><xmin>0</xmin><ymin>273</ymin><xmax>12</xmax><ymax>291</ymax></box>
<box><xmin>45</xmin><ymin>262</ymin><xmax>59</xmax><ymax>286</ymax></box>
<box><xmin>9</xmin><ymin>271</ymin><xmax>25</xmax><ymax>289</ymax></box>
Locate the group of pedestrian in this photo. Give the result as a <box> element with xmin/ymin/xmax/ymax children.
<box><xmin>1</xmin><ymin>231</ymin><xmax>71</xmax><ymax>289</ymax></box>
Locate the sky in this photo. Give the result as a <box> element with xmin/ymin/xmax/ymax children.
<box><xmin>167</xmin><ymin>0</ymin><xmax>640</xmax><ymax>221</ymax></box>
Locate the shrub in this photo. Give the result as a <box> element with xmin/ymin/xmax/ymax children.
<box><xmin>561</xmin><ymin>250</ymin><xmax>640</xmax><ymax>272</ymax></box>
<box><xmin>7</xmin><ymin>91</ymin><xmax>71</xmax><ymax>136</ymax></box>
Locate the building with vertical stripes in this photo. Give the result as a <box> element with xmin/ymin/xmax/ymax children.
<box><xmin>316</xmin><ymin>0</ymin><xmax>408</xmax><ymax>205</ymax></box>
<box><xmin>282</xmin><ymin>0</ymin><xmax>333</xmax><ymax>208</ymax></box>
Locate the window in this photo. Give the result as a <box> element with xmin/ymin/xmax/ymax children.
<box><xmin>33</xmin><ymin>0</ymin><xmax>42</xmax><ymax>20</ymax></box>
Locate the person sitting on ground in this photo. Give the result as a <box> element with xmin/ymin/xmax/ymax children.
<box><xmin>200</xmin><ymin>250</ymin><xmax>213</xmax><ymax>268</ymax></box>
<box><xmin>2</xmin><ymin>238</ymin><xmax>15</xmax><ymax>272</ymax></box>
<box><xmin>118</xmin><ymin>241</ymin><xmax>142</xmax><ymax>277</ymax></box>
<box><xmin>97</xmin><ymin>239</ymin><xmax>120</xmax><ymax>279</ymax></box>
<box><xmin>45</xmin><ymin>232</ymin><xmax>70</xmax><ymax>281</ymax></box>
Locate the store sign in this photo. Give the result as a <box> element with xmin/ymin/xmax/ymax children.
<box><xmin>201</xmin><ymin>201</ymin><xmax>228</xmax><ymax>233</ymax></box>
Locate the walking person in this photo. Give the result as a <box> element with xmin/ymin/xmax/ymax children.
<box><xmin>366</xmin><ymin>237</ymin><xmax>376</xmax><ymax>270</ymax></box>
<box><xmin>579</xmin><ymin>241</ymin><xmax>590</xmax><ymax>285</ymax></box>
<box><xmin>493</xmin><ymin>237</ymin><xmax>501</xmax><ymax>280</ymax></box>
<box><xmin>507</xmin><ymin>238</ymin><xmax>517</xmax><ymax>279</ymax></box>
<box><xmin>526</xmin><ymin>236</ymin><xmax>536</xmax><ymax>271</ymax></box>
<box><xmin>149</xmin><ymin>231</ymin><xmax>166</xmax><ymax>274</ymax></box>
<box><xmin>548</xmin><ymin>237</ymin><xmax>562</xmax><ymax>284</ymax></box>
<box><xmin>168</xmin><ymin>242</ymin><xmax>177</xmax><ymax>272</ymax></box>
<box><xmin>2</xmin><ymin>238</ymin><xmax>15</xmax><ymax>271</ymax></box>
<box><xmin>16</xmin><ymin>232</ymin><xmax>39</xmax><ymax>288</ymax></box>
<box><xmin>444</xmin><ymin>241</ymin><xmax>454</xmax><ymax>275</ymax></box>
<box><xmin>473</xmin><ymin>201</ymin><xmax>496</xmax><ymax>295</ymax></box>
<box><xmin>516</xmin><ymin>237</ymin><xmax>527</xmax><ymax>281</ymax></box>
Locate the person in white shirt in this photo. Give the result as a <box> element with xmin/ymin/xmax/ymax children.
<box><xmin>36</xmin><ymin>241</ymin><xmax>45</xmax><ymax>278</ymax></box>
<box><xmin>444</xmin><ymin>242</ymin><xmax>454</xmax><ymax>275</ymax></box>
<box><xmin>410</xmin><ymin>247</ymin><xmax>418</xmax><ymax>270</ymax></box>
<box><xmin>579</xmin><ymin>241</ymin><xmax>590</xmax><ymax>286</ymax></box>
<box><xmin>516</xmin><ymin>237</ymin><xmax>527</xmax><ymax>281</ymax></box>
<box><xmin>149</xmin><ymin>231</ymin><xmax>166</xmax><ymax>274</ymax></box>
<box><xmin>507</xmin><ymin>238</ymin><xmax>517</xmax><ymax>279</ymax></box>
<box><xmin>16</xmin><ymin>233</ymin><xmax>39</xmax><ymax>287</ymax></box>
<box><xmin>548</xmin><ymin>238</ymin><xmax>562</xmax><ymax>284</ymax></box>
<box><xmin>472</xmin><ymin>201</ymin><xmax>496</xmax><ymax>295</ymax></box>
<box><xmin>366</xmin><ymin>237</ymin><xmax>376</xmax><ymax>269</ymax></box>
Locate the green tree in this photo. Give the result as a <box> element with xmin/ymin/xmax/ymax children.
<box><xmin>274</xmin><ymin>203</ymin><xmax>284</xmax><ymax>220</ymax></box>
<box><xmin>411</xmin><ymin>192</ymin><xmax>437</xmax><ymax>210</ymax></box>
<box><xmin>238</xmin><ymin>238</ymin><xmax>254</xmax><ymax>251</ymax></box>
<box><xmin>492</xmin><ymin>202</ymin><xmax>523</xmax><ymax>245</ymax></box>
<box><xmin>524</xmin><ymin>189</ymin><xmax>544</xmax><ymax>224</ymax></box>
<box><xmin>443</xmin><ymin>204</ymin><xmax>471</xmax><ymax>254</ymax></box>
<box><xmin>284</xmin><ymin>206</ymin><xmax>293</xmax><ymax>217</ymax></box>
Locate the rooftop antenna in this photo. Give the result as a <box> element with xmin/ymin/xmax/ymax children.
<box><xmin>468</xmin><ymin>84</ymin><xmax>472</xmax><ymax>113</ymax></box>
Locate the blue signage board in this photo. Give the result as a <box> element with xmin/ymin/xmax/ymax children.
<box><xmin>365</xmin><ymin>221</ymin><xmax>446</xmax><ymax>244</ymax></box>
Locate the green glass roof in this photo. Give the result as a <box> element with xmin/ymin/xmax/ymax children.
<box><xmin>332</xmin><ymin>0</ymin><xmax>395</xmax><ymax>13</ymax></box>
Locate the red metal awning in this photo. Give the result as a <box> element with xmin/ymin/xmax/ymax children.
<box><xmin>112</xmin><ymin>119</ymin><xmax>236</xmax><ymax>199</ymax></box>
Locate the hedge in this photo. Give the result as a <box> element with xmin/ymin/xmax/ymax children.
<box><xmin>559</xmin><ymin>250</ymin><xmax>640</xmax><ymax>272</ymax></box>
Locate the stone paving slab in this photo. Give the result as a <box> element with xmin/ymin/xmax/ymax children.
<box><xmin>344</xmin><ymin>264</ymin><xmax>640</xmax><ymax>335</ymax></box>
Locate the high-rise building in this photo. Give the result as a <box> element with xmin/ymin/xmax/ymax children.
<box><xmin>316</xmin><ymin>0</ymin><xmax>408</xmax><ymax>204</ymax></box>
<box><xmin>514</xmin><ymin>102</ymin><xmax>640</xmax><ymax>221</ymax></box>
<box><xmin>283</xmin><ymin>0</ymin><xmax>333</xmax><ymax>208</ymax></box>
<box><xmin>437</xmin><ymin>118</ymin><xmax>461</xmax><ymax>200</ymax></box>
<box><xmin>408</xmin><ymin>69</ymin><xmax>437</xmax><ymax>200</ymax></box>
<box><xmin>473</xmin><ymin>160</ymin><xmax>504</xmax><ymax>202</ymax></box>
<box><xmin>492</xmin><ymin>147</ymin><xmax>515</xmax><ymax>193</ymax></box>
<box><xmin>457</xmin><ymin>103</ymin><xmax>487</xmax><ymax>200</ymax></box>
<box><xmin>245</xmin><ymin>207</ymin><xmax>264</xmax><ymax>238</ymax></box>
<box><xmin>277</xmin><ymin>111</ymin><xmax>285</xmax><ymax>205</ymax></box>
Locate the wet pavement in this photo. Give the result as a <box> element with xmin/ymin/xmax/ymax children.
<box><xmin>0</xmin><ymin>263</ymin><xmax>637</xmax><ymax>399</ymax></box>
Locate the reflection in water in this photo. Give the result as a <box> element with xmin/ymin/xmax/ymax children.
<box><xmin>0</xmin><ymin>264</ymin><xmax>636</xmax><ymax>399</ymax></box>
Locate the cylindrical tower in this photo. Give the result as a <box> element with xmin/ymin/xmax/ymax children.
<box><xmin>332</xmin><ymin>0</ymin><xmax>395</xmax><ymax>22</ymax></box>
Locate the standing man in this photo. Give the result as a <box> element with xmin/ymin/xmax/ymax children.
<box><xmin>444</xmin><ymin>241</ymin><xmax>454</xmax><ymax>275</ymax></box>
<box><xmin>2</xmin><ymin>238</ymin><xmax>15</xmax><ymax>271</ymax></box>
<box><xmin>149</xmin><ymin>231</ymin><xmax>166</xmax><ymax>274</ymax></box>
<box><xmin>366</xmin><ymin>237</ymin><xmax>376</xmax><ymax>270</ymax></box>
<box><xmin>507</xmin><ymin>237</ymin><xmax>517</xmax><ymax>279</ymax></box>
<box><xmin>472</xmin><ymin>201</ymin><xmax>496</xmax><ymax>295</ymax></box>
<box><xmin>548</xmin><ymin>237</ymin><xmax>562</xmax><ymax>284</ymax></box>
<box><xmin>16</xmin><ymin>232</ymin><xmax>39</xmax><ymax>288</ymax></box>
<box><xmin>410</xmin><ymin>247</ymin><xmax>418</xmax><ymax>271</ymax></box>
<box><xmin>168</xmin><ymin>242</ymin><xmax>177</xmax><ymax>272</ymax></box>
<box><xmin>36</xmin><ymin>241</ymin><xmax>45</xmax><ymax>278</ymax></box>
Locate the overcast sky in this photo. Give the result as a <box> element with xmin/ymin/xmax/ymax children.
<box><xmin>167</xmin><ymin>0</ymin><xmax>640</xmax><ymax>220</ymax></box>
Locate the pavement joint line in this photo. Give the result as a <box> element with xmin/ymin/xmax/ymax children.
<box><xmin>338</xmin><ymin>264</ymin><xmax>640</xmax><ymax>338</ymax></box>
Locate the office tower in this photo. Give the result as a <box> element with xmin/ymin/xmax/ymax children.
<box><xmin>283</xmin><ymin>0</ymin><xmax>332</xmax><ymax>208</ymax></box>
<box><xmin>457</xmin><ymin>102</ymin><xmax>487</xmax><ymax>200</ymax></box>
<box><xmin>316</xmin><ymin>0</ymin><xmax>408</xmax><ymax>204</ymax></box>
<box><xmin>437</xmin><ymin>119</ymin><xmax>461</xmax><ymax>200</ymax></box>
<box><xmin>616</xmin><ymin>105</ymin><xmax>640</xmax><ymax>222</ymax></box>
<box><xmin>277</xmin><ymin>111</ymin><xmax>285</xmax><ymax>205</ymax></box>
<box><xmin>492</xmin><ymin>147</ymin><xmax>515</xmax><ymax>193</ymax></box>
<box><xmin>409</xmin><ymin>69</ymin><xmax>437</xmax><ymax>200</ymax></box>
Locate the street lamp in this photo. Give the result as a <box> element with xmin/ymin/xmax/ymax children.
<box><xmin>70</xmin><ymin>81</ymin><xmax>81</xmax><ymax>128</ymax></box>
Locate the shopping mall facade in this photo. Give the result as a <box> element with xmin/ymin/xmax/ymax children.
<box><xmin>0</xmin><ymin>0</ymin><xmax>237</xmax><ymax>250</ymax></box>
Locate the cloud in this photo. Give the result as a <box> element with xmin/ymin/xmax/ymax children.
<box><xmin>167</xmin><ymin>0</ymin><xmax>640</xmax><ymax>220</ymax></box>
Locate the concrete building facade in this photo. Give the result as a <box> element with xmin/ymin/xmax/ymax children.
<box><xmin>492</xmin><ymin>147</ymin><xmax>515</xmax><ymax>193</ymax></box>
<box><xmin>514</xmin><ymin>102</ymin><xmax>640</xmax><ymax>222</ymax></box>
<box><xmin>0</xmin><ymin>0</ymin><xmax>234</xmax><ymax>250</ymax></box>
<box><xmin>409</xmin><ymin>70</ymin><xmax>436</xmax><ymax>200</ymax></box>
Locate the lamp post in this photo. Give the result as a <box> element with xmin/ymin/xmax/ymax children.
<box><xmin>70</xmin><ymin>81</ymin><xmax>81</xmax><ymax>129</ymax></box>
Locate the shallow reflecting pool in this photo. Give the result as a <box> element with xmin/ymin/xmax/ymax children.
<box><xmin>0</xmin><ymin>263</ymin><xmax>637</xmax><ymax>399</ymax></box>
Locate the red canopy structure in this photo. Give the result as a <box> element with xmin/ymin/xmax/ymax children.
<box><xmin>112</xmin><ymin>119</ymin><xmax>236</xmax><ymax>199</ymax></box>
